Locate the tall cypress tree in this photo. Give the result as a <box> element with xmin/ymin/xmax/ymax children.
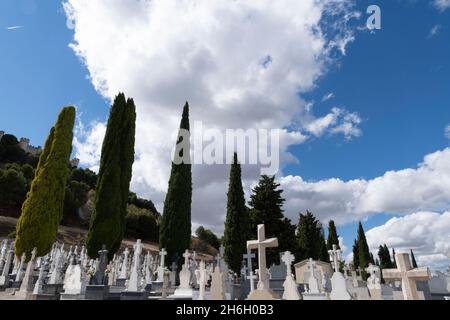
<box><xmin>352</xmin><ymin>239</ymin><xmax>359</xmax><ymax>269</ymax></box>
<box><xmin>86</xmin><ymin>93</ymin><xmax>136</xmax><ymax>260</ymax></box>
<box><xmin>392</xmin><ymin>248</ymin><xmax>397</xmax><ymax>268</ymax></box>
<box><xmin>357</xmin><ymin>222</ymin><xmax>371</xmax><ymax>280</ymax></box>
<box><xmin>383</xmin><ymin>244</ymin><xmax>393</xmax><ymax>267</ymax></box>
<box><xmin>249</xmin><ymin>175</ymin><xmax>285</xmax><ymax>266</ymax></box>
<box><xmin>296</xmin><ymin>211</ymin><xmax>322</xmax><ymax>262</ymax></box>
<box><xmin>410</xmin><ymin>249</ymin><xmax>418</xmax><ymax>268</ymax></box>
<box><xmin>319</xmin><ymin>231</ymin><xmax>330</xmax><ymax>263</ymax></box>
<box><xmin>159</xmin><ymin>102</ymin><xmax>192</xmax><ymax>266</ymax></box>
<box><xmin>223</xmin><ymin>153</ymin><xmax>250</xmax><ymax>274</ymax></box>
<box><xmin>326</xmin><ymin>220</ymin><xmax>340</xmax><ymax>250</ymax></box>
<box><xmin>15</xmin><ymin>106</ymin><xmax>75</xmax><ymax>260</ymax></box>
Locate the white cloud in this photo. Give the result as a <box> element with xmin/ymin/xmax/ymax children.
<box><xmin>280</xmin><ymin>148</ymin><xmax>450</xmax><ymax>225</ymax></box>
<box><xmin>433</xmin><ymin>0</ymin><xmax>450</xmax><ymax>11</ymax></box>
<box><xmin>303</xmin><ymin>107</ymin><xmax>362</xmax><ymax>139</ymax></box>
<box><xmin>366</xmin><ymin>211</ymin><xmax>450</xmax><ymax>271</ymax></box>
<box><xmin>445</xmin><ymin>124</ymin><xmax>450</xmax><ymax>139</ymax></box>
<box><xmin>427</xmin><ymin>24</ymin><xmax>442</xmax><ymax>39</ymax></box>
<box><xmin>73</xmin><ymin>120</ymin><xmax>106</xmax><ymax>172</ymax></box>
<box><xmin>64</xmin><ymin>0</ymin><xmax>360</xmax><ymax>227</ymax></box>
<box><xmin>6</xmin><ymin>26</ymin><xmax>24</xmax><ymax>30</ymax></box>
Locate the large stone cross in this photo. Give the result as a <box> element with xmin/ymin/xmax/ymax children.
<box><xmin>159</xmin><ymin>248</ymin><xmax>167</xmax><ymax>267</ymax></box>
<box><xmin>247</xmin><ymin>224</ymin><xmax>278</xmax><ymax>290</ymax></box>
<box><xmin>328</xmin><ymin>244</ymin><xmax>341</xmax><ymax>272</ymax></box>
<box><xmin>382</xmin><ymin>253</ymin><xmax>431</xmax><ymax>300</ymax></box>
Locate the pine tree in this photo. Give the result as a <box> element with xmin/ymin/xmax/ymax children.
<box><xmin>352</xmin><ymin>239</ymin><xmax>359</xmax><ymax>269</ymax></box>
<box><xmin>86</xmin><ymin>93</ymin><xmax>136</xmax><ymax>260</ymax></box>
<box><xmin>296</xmin><ymin>211</ymin><xmax>322</xmax><ymax>262</ymax></box>
<box><xmin>249</xmin><ymin>175</ymin><xmax>285</xmax><ymax>266</ymax></box>
<box><xmin>159</xmin><ymin>102</ymin><xmax>192</xmax><ymax>266</ymax></box>
<box><xmin>410</xmin><ymin>249</ymin><xmax>418</xmax><ymax>268</ymax></box>
<box><xmin>326</xmin><ymin>220</ymin><xmax>340</xmax><ymax>250</ymax></box>
<box><xmin>223</xmin><ymin>153</ymin><xmax>250</xmax><ymax>274</ymax></box>
<box><xmin>357</xmin><ymin>222</ymin><xmax>371</xmax><ymax>280</ymax></box>
<box><xmin>15</xmin><ymin>106</ymin><xmax>75</xmax><ymax>260</ymax></box>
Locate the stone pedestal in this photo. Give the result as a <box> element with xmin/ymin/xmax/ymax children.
<box><xmin>120</xmin><ymin>291</ymin><xmax>149</xmax><ymax>300</ymax></box>
<box><xmin>43</xmin><ymin>284</ymin><xmax>64</xmax><ymax>295</ymax></box>
<box><xmin>303</xmin><ymin>292</ymin><xmax>328</xmax><ymax>300</ymax></box>
<box><xmin>246</xmin><ymin>289</ymin><xmax>279</xmax><ymax>300</ymax></box>
<box><xmin>29</xmin><ymin>293</ymin><xmax>60</xmax><ymax>300</ymax></box>
<box><xmin>60</xmin><ymin>293</ymin><xmax>84</xmax><ymax>300</ymax></box>
<box><xmin>84</xmin><ymin>285</ymin><xmax>109</xmax><ymax>300</ymax></box>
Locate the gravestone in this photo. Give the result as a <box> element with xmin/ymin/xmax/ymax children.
<box><xmin>116</xmin><ymin>247</ymin><xmax>130</xmax><ymax>287</ymax></box>
<box><xmin>366</xmin><ymin>264</ymin><xmax>382</xmax><ymax>300</ymax></box>
<box><xmin>195</xmin><ymin>260</ymin><xmax>209</xmax><ymax>300</ymax></box>
<box><xmin>210</xmin><ymin>264</ymin><xmax>226</xmax><ymax>300</ymax></box>
<box><xmin>328</xmin><ymin>245</ymin><xmax>351</xmax><ymax>300</ymax></box>
<box><xmin>246</xmin><ymin>224</ymin><xmax>279</xmax><ymax>300</ymax></box>
<box><xmin>60</xmin><ymin>255</ymin><xmax>87</xmax><ymax>300</ymax></box>
<box><xmin>382</xmin><ymin>252</ymin><xmax>431</xmax><ymax>300</ymax></box>
<box><xmin>29</xmin><ymin>257</ymin><xmax>59</xmax><ymax>300</ymax></box>
<box><xmin>269</xmin><ymin>253</ymin><xmax>287</xmax><ymax>298</ymax></box>
<box><xmin>85</xmin><ymin>245</ymin><xmax>109</xmax><ymax>300</ymax></box>
<box><xmin>429</xmin><ymin>271</ymin><xmax>450</xmax><ymax>300</ymax></box>
<box><xmin>144</xmin><ymin>251</ymin><xmax>154</xmax><ymax>291</ymax></box>
<box><xmin>45</xmin><ymin>246</ymin><xmax>64</xmax><ymax>295</ymax></box>
<box><xmin>240</xmin><ymin>249</ymin><xmax>256</xmax><ymax>299</ymax></box>
<box><xmin>169</xmin><ymin>250</ymin><xmax>193</xmax><ymax>299</ymax></box>
<box><xmin>0</xmin><ymin>243</ymin><xmax>14</xmax><ymax>288</ymax></box>
<box><xmin>153</xmin><ymin>248</ymin><xmax>167</xmax><ymax>292</ymax></box>
<box><xmin>15</xmin><ymin>248</ymin><xmax>37</xmax><ymax>299</ymax></box>
<box><xmin>0</xmin><ymin>239</ymin><xmax>8</xmax><ymax>274</ymax></box>
<box><xmin>302</xmin><ymin>258</ymin><xmax>327</xmax><ymax>300</ymax></box>
<box><xmin>12</xmin><ymin>253</ymin><xmax>26</xmax><ymax>288</ymax></box>
<box><xmin>122</xmin><ymin>240</ymin><xmax>148</xmax><ymax>300</ymax></box>
<box><xmin>281</xmin><ymin>251</ymin><xmax>301</xmax><ymax>300</ymax></box>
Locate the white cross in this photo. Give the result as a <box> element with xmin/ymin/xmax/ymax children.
<box><xmin>182</xmin><ymin>250</ymin><xmax>190</xmax><ymax>267</ymax></box>
<box><xmin>281</xmin><ymin>251</ymin><xmax>295</xmax><ymax>276</ymax></box>
<box><xmin>243</xmin><ymin>248</ymin><xmax>256</xmax><ymax>291</ymax></box>
<box><xmin>247</xmin><ymin>224</ymin><xmax>278</xmax><ymax>291</ymax></box>
<box><xmin>382</xmin><ymin>253</ymin><xmax>431</xmax><ymax>300</ymax></box>
<box><xmin>328</xmin><ymin>244</ymin><xmax>341</xmax><ymax>272</ymax></box>
<box><xmin>159</xmin><ymin>248</ymin><xmax>167</xmax><ymax>267</ymax></box>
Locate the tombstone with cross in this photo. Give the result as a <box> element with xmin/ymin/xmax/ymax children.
<box><xmin>329</xmin><ymin>245</ymin><xmax>352</xmax><ymax>300</ymax></box>
<box><xmin>244</xmin><ymin>249</ymin><xmax>256</xmax><ymax>293</ymax></box>
<box><xmin>156</xmin><ymin>248</ymin><xmax>167</xmax><ymax>282</ymax></box>
<box><xmin>127</xmin><ymin>239</ymin><xmax>143</xmax><ymax>292</ymax></box>
<box><xmin>169</xmin><ymin>250</ymin><xmax>194</xmax><ymax>299</ymax></box>
<box><xmin>195</xmin><ymin>260</ymin><xmax>209</xmax><ymax>300</ymax></box>
<box><xmin>382</xmin><ymin>252</ymin><xmax>431</xmax><ymax>300</ymax></box>
<box><xmin>246</xmin><ymin>224</ymin><xmax>279</xmax><ymax>300</ymax></box>
<box><xmin>281</xmin><ymin>251</ymin><xmax>300</xmax><ymax>300</ymax></box>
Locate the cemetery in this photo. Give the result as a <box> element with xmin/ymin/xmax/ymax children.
<box><xmin>0</xmin><ymin>223</ymin><xmax>448</xmax><ymax>301</ymax></box>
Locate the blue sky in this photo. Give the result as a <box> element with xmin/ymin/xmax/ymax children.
<box><xmin>1</xmin><ymin>0</ymin><xmax>449</xmax><ymax>267</ymax></box>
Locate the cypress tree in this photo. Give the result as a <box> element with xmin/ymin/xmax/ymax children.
<box><xmin>319</xmin><ymin>231</ymin><xmax>329</xmax><ymax>263</ymax></box>
<box><xmin>392</xmin><ymin>248</ymin><xmax>397</xmax><ymax>268</ymax></box>
<box><xmin>278</xmin><ymin>217</ymin><xmax>298</xmax><ymax>261</ymax></box>
<box><xmin>370</xmin><ymin>252</ymin><xmax>375</xmax><ymax>265</ymax></box>
<box><xmin>352</xmin><ymin>239</ymin><xmax>359</xmax><ymax>269</ymax></box>
<box><xmin>223</xmin><ymin>153</ymin><xmax>250</xmax><ymax>274</ymax></box>
<box><xmin>383</xmin><ymin>244</ymin><xmax>393</xmax><ymax>267</ymax></box>
<box><xmin>410</xmin><ymin>249</ymin><xmax>418</xmax><ymax>268</ymax></box>
<box><xmin>249</xmin><ymin>175</ymin><xmax>285</xmax><ymax>266</ymax></box>
<box><xmin>326</xmin><ymin>220</ymin><xmax>340</xmax><ymax>250</ymax></box>
<box><xmin>159</xmin><ymin>102</ymin><xmax>192</xmax><ymax>266</ymax></box>
<box><xmin>296</xmin><ymin>211</ymin><xmax>322</xmax><ymax>261</ymax></box>
<box><xmin>86</xmin><ymin>93</ymin><xmax>136</xmax><ymax>260</ymax></box>
<box><xmin>357</xmin><ymin>222</ymin><xmax>371</xmax><ymax>280</ymax></box>
<box><xmin>15</xmin><ymin>106</ymin><xmax>75</xmax><ymax>260</ymax></box>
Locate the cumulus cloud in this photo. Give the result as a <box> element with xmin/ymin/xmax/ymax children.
<box><xmin>73</xmin><ymin>120</ymin><xmax>106</xmax><ymax>172</ymax></box>
<box><xmin>433</xmin><ymin>0</ymin><xmax>450</xmax><ymax>11</ymax></box>
<box><xmin>280</xmin><ymin>148</ymin><xmax>450</xmax><ymax>225</ymax></box>
<box><xmin>64</xmin><ymin>0</ymin><xmax>360</xmax><ymax>229</ymax></box>
<box><xmin>366</xmin><ymin>211</ymin><xmax>450</xmax><ymax>271</ymax></box>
